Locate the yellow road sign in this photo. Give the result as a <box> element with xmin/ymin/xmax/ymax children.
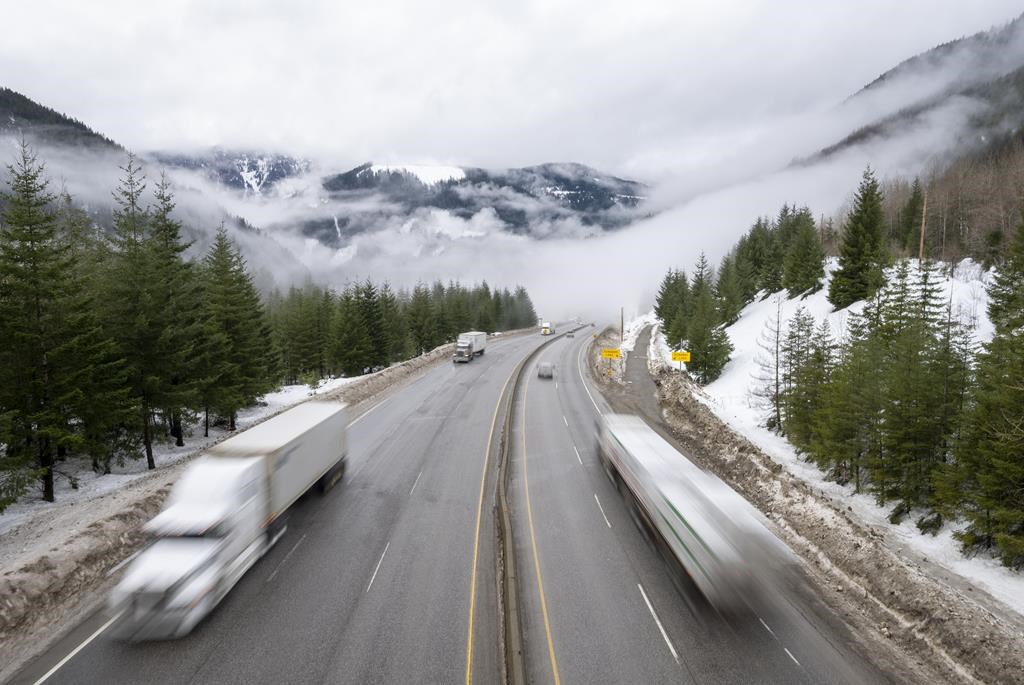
<box><xmin>671</xmin><ymin>350</ymin><xmax>691</xmax><ymax>362</ymax></box>
<box><xmin>601</xmin><ymin>348</ymin><xmax>621</xmax><ymax>360</ymax></box>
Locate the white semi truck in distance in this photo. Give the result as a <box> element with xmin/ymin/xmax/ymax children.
<box><xmin>109</xmin><ymin>400</ymin><xmax>348</xmax><ymax>639</ymax></box>
<box><xmin>541</xmin><ymin>321</ymin><xmax>554</xmax><ymax>335</ymax></box>
<box><xmin>453</xmin><ymin>331</ymin><xmax>487</xmax><ymax>363</ymax></box>
<box><xmin>597</xmin><ymin>414</ymin><xmax>791</xmax><ymax>613</ymax></box>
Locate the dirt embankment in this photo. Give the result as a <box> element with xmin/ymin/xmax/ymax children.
<box><xmin>587</xmin><ymin>328</ymin><xmax>1024</xmax><ymax>684</ymax></box>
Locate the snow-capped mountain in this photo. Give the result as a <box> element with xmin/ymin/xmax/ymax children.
<box><xmin>150</xmin><ymin>148</ymin><xmax>310</xmax><ymax>196</ymax></box>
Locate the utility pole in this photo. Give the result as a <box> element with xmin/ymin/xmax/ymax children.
<box><xmin>620</xmin><ymin>307</ymin><xmax>624</xmax><ymax>343</ymax></box>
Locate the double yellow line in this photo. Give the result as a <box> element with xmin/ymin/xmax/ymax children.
<box><xmin>465</xmin><ymin>358</ymin><xmax>562</xmax><ymax>685</ymax></box>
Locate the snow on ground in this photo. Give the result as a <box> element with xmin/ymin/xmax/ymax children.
<box><xmin>635</xmin><ymin>259</ymin><xmax>1024</xmax><ymax>617</ymax></box>
<box><xmin>370</xmin><ymin>164</ymin><xmax>466</xmax><ymax>185</ymax></box>
<box><xmin>621</xmin><ymin>310</ymin><xmax>659</xmax><ymax>352</ymax></box>
<box><xmin>0</xmin><ymin>376</ymin><xmax>358</xmax><ymax>536</ymax></box>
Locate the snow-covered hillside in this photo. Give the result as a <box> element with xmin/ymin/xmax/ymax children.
<box><xmin>642</xmin><ymin>259</ymin><xmax>1024</xmax><ymax>617</ymax></box>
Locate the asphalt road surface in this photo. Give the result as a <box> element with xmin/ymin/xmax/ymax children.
<box><xmin>13</xmin><ymin>327</ymin><xmax>896</xmax><ymax>685</ymax></box>
<box><xmin>508</xmin><ymin>329</ymin><xmax>892</xmax><ymax>684</ymax></box>
<box><xmin>12</xmin><ymin>332</ymin><xmax>547</xmax><ymax>685</ymax></box>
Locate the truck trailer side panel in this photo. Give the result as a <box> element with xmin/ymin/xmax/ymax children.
<box><xmin>206</xmin><ymin>401</ymin><xmax>347</xmax><ymax>519</ymax></box>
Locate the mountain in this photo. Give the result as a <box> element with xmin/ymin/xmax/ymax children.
<box><xmin>0</xmin><ymin>87</ymin><xmax>119</xmax><ymax>150</ymax></box>
<box><xmin>302</xmin><ymin>161</ymin><xmax>646</xmax><ymax>244</ymax></box>
<box><xmin>150</xmin><ymin>148</ymin><xmax>309</xmax><ymax>196</ymax></box>
<box><xmin>808</xmin><ymin>14</ymin><xmax>1024</xmax><ymax>163</ymax></box>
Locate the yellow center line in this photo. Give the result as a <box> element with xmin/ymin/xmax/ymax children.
<box><xmin>522</xmin><ymin>375</ymin><xmax>562</xmax><ymax>685</ymax></box>
<box><xmin>465</xmin><ymin>364</ymin><xmax>517</xmax><ymax>685</ymax></box>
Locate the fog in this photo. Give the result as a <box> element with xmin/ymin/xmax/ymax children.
<box><xmin>3</xmin><ymin>4</ymin><xmax>1023</xmax><ymax>323</ymax></box>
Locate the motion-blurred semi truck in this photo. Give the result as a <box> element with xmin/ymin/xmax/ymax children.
<box><xmin>541</xmin><ymin>321</ymin><xmax>554</xmax><ymax>335</ymax></box>
<box><xmin>109</xmin><ymin>400</ymin><xmax>348</xmax><ymax>639</ymax></box>
<box><xmin>597</xmin><ymin>414</ymin><xmax>790</xmax><ymax>612</ymax></box>
<box><xmin>453</xmin><ymin>331</ymin><xmax>487</xmax><ymax>363</ymax></box>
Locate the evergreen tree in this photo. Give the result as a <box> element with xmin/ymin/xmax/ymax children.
<box><xmin>683</xmin><ymin>254</ymin><xmax>732</xmax><ymax>383</ymax></box>
<box><xmin>148</xmin><ymin>173</ymin><xmax>200</xmax><ymax>446</ymax></box>
<box><xmin>100</xmin><ymin>153</ymin><xmax>164</xmax><ymax>468</ymax></box>
<box><xmin>201</xmin><ymin>228</ymin><xmax>276</xmax><ymax>430</ymax></box>
<box><xmin>0</xmin><ymin>142</ymin><xmax>132</xmax><ymax>505</ymax></box>
<box><xmin>715</xmin><ymin>255</ymin><xmax>744</xmax><ymax>324</ymax></box>
<box><xmin>782</xmin><ymin>208</ymin><xmax>826</xmax><ymax>297</ymax></box>
<box><xmin>829</xmin><ymin>167</ymin><xmax>887</xmax><ymax>309</ymax></box>
<box><xmin>407</xmin><ymin>283</ymin><xmax>436</xmax><ymax>353</ymax></box>
<box><xmin>900</xmin><ymin>178</ymin><xmax>925</xmax><ymax>253</ymax></box>
<box><xmin>951</xmin><ymin>216</ymin><xmax>1024</xmax><ymax>566</ymax></box>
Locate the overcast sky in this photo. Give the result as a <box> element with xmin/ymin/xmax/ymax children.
<box><xmin>3</xmin><ymin>1</ymin><xmax>1021</xmax><ymax>180</ymax></box>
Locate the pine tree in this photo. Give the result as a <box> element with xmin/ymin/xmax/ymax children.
<box><xmin>406</xmin><ymin>283</ymin><xmax>436</xmax><ymax>354</ymax></box>
<box><xmin>201</xmin><ymin>228</ymin><xmax>276</xmax><ymax>430</ymax></box>
<box><xmin>829</xmin><ymin>167</ymin><xmax>887</xmax><ymax>309</ymax></box>
<box><xmin>952</xmin><ymin>216</ymin><xmax>1024</xmax><ymax>566</ymax></box>
<box><xmin>148</xmin><ymin>173</ymin><xmax>200</xmax><ymax>446</ymax></box>
<box><xmin>780</xmin><ymin>307</ymin><xmax>815</xmax><ymax>442</ymax></box>
<box><xmin>101</xmin><ymin>153</ymin><xmax>164</xmax><ymax>468</ymax></box>
<box><xmin>782</xmin><ymin>207</ymin><xmax>826</xmax><ymax>297</ymax></box>
<box><xmin>900</xmin><ymin>178</ymin><xmax>925</xmax><ymax>253</ymax></box>
<box><xmin>716</xmin><ymin>255</ymin><xmax>744</xmax><ymax>324</ymax></box>
<box><xmin>0</xmin><ymin>141</ymin><xmax>133</xmax><ymax>506</ymax></box>
<box><xmin>683</xmin><ymin>254</ymin><xmax>733</xmax><ymax>383</ymax></box>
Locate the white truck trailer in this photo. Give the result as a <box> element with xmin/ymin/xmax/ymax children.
<box><xmin>109</xmin><ymin>400</ymin><xmax>348</xmax><ymax>639</ymax></box>
<box><xmin>597</xmin><ymin>414</ymin><xmax>789</xmax><ymax>612</ymax></box>
<box><xmin>453</xmin><ymin>331</ymin><xmax>487</xmax><ymax>363</ymax></box>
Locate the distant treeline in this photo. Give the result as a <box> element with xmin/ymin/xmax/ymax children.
<box><xmin>655</xmin><ymin>165</ymin><xmax>1024</xmax><ymax>568</ymax></box>
<box><xmin>267</xmin><ymin>280</ymin><xmax>537</xmax><ymax>384</ymax></box>
<box><xmin>0</xmin><ymin>142</ymin><xmax>537</xmax><ymax>511</ymax></box>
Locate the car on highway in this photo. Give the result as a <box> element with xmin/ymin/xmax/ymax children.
<box><xmin>537</xmin><ymin>362</ymin><xmax>555</xmax><ymax>379</ymax></box>
<box><xmin>567</xmin><ymin>332</ymin><xmax>574</xmax><ymax>338</ymax></box>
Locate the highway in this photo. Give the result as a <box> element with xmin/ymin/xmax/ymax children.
<box><xmin>12</xmin><ymin>326</ymin><xmax>892</xmax><ymax>685</ymax></box>
<box><xmin>509</xmin><ymin>329</ymin><xmax>891</xmax><ymax>684</ymax></box>
<box><xmin>12</xmin><ymin>332</ymin><xmax>546</xmax><ymax>685</ymax></box>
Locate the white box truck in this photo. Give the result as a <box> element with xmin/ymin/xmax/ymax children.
<box><xmin>597</xmin><ymin>414</ymin><xmax>790</xmax><ymax>613</ymax></box>
<box><xmin>453</xmin><ymin>331</ymin><xmax>487</xmax><ymax>363</ymax></box>
<box><xmin>541</xmin><ymin>321</ymin><xmax>554</xmax><ymax>335</ymax></box>
<box><xmin>109</xmin><ymin>400</ymin><xmax>348</xmax><ymax>639</ymax></box>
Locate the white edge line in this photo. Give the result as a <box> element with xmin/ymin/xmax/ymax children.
<box><xmin>409</xmin><ymin>469</ymin><xmax>423</xmax><ymax>496</ymax></box>
<box><xmin>577</xmin><ymin>340</ymin><xmax>602</xmax><ymax>414</ymax></box>
<box><xmin>638</xmin><ymin>583</ymin><xmax>679</xmax><ymax>663</ymax></box>
<box><xmin>349</xmin><ymin>396</ymin><xmax>391</xmax><ymax>427</ymax></box>
<box><xmin>784</xmin><ymin>647</ymin><xmax>800</xmax><ymax>666</ymax></box>
<box><xmin>573</xmin><ymin>445</ymin><xmax>582</xmax><ymax>465</ymax></box>
<box><xmin>33</xmin><ymin>611</ymin><xmax>123</xmax><ymax>685</ymax></box>
<box><xmin>267</xmin><ymin>533</ymin><xmax>308</xmax><ymax>583</ymax></box>
<box><xmin>594</xmin><ymin>494</ymin><xmax>612</xmax><ymax>528</ymax></box>
<box><xmin>366</xmin><ymin>541</ymin><xmax>391</xmax><ymax>593</ymax></box>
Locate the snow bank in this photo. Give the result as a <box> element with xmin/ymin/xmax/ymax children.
<box><xmin>632</xmin><ymin>259</ymin><xmax>1024</xmax><ymax>617</ymax></box>
<box><xmin>621</xmin><ymin>310</ymin><xmax>658</xmax><ymax>352</ymax></box>
<box><xmin>0</xmin><ymin>376</ymin><xmax>356</xmax><ymax>536</ymax></box>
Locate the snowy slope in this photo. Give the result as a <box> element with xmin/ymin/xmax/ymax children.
<box><xmin>643</xmin><ymin>259</ymin><xmax>1024</xmax><ymax>617</ymax></box>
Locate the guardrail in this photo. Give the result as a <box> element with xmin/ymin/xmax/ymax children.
<box><xmin>494</xmin><ymin>324</ymin><xmax>587</xmax><ymax>685</ymax></box>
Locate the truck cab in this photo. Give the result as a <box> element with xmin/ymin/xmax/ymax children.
<box><xmin>109</xmin><ymin>458</ymin><xmax>268</xmax><ymax>639</ymax></box>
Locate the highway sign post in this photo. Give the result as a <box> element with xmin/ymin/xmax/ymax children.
<box><xmin>671</xmin><ymin>350</ymin><xmax>690</xmax><ymax>371</ymax></box>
